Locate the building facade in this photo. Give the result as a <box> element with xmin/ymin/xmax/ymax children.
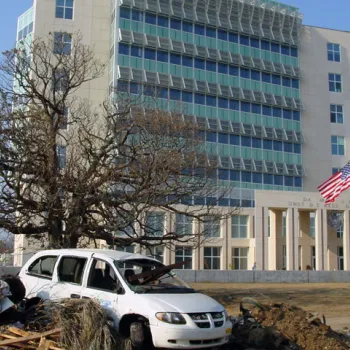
<box><xmin>13</xmin><ymin>0</ymin><xmax>350</xmax><ymax>271</ymax></box>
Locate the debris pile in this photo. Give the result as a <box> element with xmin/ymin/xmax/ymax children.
<box><xmin>228</xmin><ymin>297</ymin><xmax>350</xmax><ymax>350</ymax></box>
<box><xmin>0</xmin><ymin>298</ymin><xmax>119</xmax><ymax>350</ymax></box>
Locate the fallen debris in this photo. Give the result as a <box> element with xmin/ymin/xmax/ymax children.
<box><xmin>0</xmin><ymin>299</ymin><xmax>120</xmax><ymax>350</ymax></box>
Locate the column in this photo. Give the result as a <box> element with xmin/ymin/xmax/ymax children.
<box><xmin>255</xmin><ymin>206</ymin><xmax>269</xmax><ymax>270</ymax></box>
<box><xmin>268</xmin><ymin>210</ymin><xmax>277</xmax><ymax>270</ymax></box>
<box><xmin>315</xmin><ymin>209</ymin><xmax>329</xmax><ymax>270</ymax></box>
<box><xmin>343</xmin><ymin>210</ymin><xmax>350</xmax><ymax>270</ymax></box>
<box><xmin>286</xmin><ymin>208</ymin><xmax>298</xmax><ymax>270</ymax></box>
<box><xmin>294</xmin><ymin>209</ymin><xmax>300</xmax><ymax>270</ymax></box>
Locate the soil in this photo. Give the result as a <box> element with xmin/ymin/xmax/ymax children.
<box><xmin>191</xmin><ymin>283</ymin><xmax>350</xmax><ymax>331</ymax></box>
<box><xmin>191</xmin><ymin>283</ymin><xmax>350</xmax><ymax>350</ymax></box>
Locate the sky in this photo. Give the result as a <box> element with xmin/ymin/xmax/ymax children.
<box><xmin>0</xmin><ymin>0</ymin><xmax>349</xmax><ymax>54</ymax></box>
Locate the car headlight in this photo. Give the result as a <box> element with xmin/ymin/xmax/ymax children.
<box><xmin>156</xmin><ymin>312</ymin><xmax>187</xmax><ymax>325</ymax></box>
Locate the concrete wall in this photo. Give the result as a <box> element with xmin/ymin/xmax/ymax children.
<box><xmin>173</xmin><ymin>269</ymin><xmax>350</xmax><ymax>283</ymax></box>
<box><xmin>1</xmin><ymin>266</ymin><xmax>350</xmax><ymax>283</ymax></box>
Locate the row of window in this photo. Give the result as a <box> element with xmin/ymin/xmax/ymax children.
<box><xmin>119</xmin><ymin>8</ymin><xmax>298</xmax><ymax>58</ymax></box>
<box><xmin>118</xmin><ymin>44</ymin><xmax>300</xmax><ymax>88</ymax></box>
<box><xmin>17</xmin><ymin>22</ymin><xmax>33</xmax><ymax>41</ymax></box>
<box><xmin>203</xmin><ymin>132</ymin><xmax>301</xmax><ymax>154</ymax></box>
<box><xmin>119</xmin><ymin>81</ymin><xmax>301</xmax><ymax>120</ymax></box>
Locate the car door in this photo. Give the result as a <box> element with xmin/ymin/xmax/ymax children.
<box><xmin>49</xmin><ymin>253</ymin><xmax>90</xmax><ymax>301</ymax></box>
<box><xmin>20</xmin><ymin>254</ymin><xmax>59</xmax><ymax>299</ymax></box>
<box><xmin>80</xmin><ymin>255</ymin><xmax>128</xmax><ymax>328</ymax></box>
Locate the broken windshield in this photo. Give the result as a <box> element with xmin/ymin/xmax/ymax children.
<box><xmin>114</xmin><ymin>258</ymin><xmax>196</xmax><ymax>294</ymax></box>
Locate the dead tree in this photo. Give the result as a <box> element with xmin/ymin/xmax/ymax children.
<box><xmin>0</xmin><ymin>32</ymin><xmax>239</xmax><ymax>250</ymax></box>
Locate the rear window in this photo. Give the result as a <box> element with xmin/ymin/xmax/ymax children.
<box><xmin>58</xmin><ymin>256</ymin><xmax>87</xmax><ymax>285</ymax></box>
<box><xmin>28</xmin><ymin>256</ymin><xmax>58</xmax><ymax>279</ymax></box>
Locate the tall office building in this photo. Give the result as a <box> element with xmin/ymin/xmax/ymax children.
<box><xmin>13</xmin><ymin>0</ymin><xmax>350</xmax><ymax>271</ymax></box>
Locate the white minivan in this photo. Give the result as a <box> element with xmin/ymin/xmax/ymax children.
<box><xmin>18</xmin><ymin>249</ymin><xmax>232</xmax><ymax>349</ymax></box>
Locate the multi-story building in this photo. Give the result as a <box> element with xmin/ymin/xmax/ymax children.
<box><xmin>13</xmin><ymin>0</ymin><xmax>350</xmax><ymax>271</ymax></box>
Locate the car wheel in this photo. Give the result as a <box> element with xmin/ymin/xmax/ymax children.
<box><xmin>120</xmin><ymin>321</ymin><xmax>146</xmax><ymax>349</ymax></box>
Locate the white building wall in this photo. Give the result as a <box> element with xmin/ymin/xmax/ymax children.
<box><xmin>300</xmin><ymin>26</ymin><xmax>350</xmax><ymax>191</ymax></box>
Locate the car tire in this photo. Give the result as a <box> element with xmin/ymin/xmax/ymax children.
<box><xmin>120</xmin><ymin>321</ymin><xmax>146</xmax><ymax>350</ymax></box>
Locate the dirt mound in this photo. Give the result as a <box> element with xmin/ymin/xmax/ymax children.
<box><xmin>229</xmin><ymin>298</ymin><xmax>350</xmax><ymax>350</ymax></box>
<box><xmin>251</xmin><ymin>303</ymin><xmax>349</xmax><ymax>350</ymax></box>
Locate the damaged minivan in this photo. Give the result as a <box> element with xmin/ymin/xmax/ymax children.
<box><xmin>19</xmin><ymin>249</ymin><xmax>232</xmax><ymax>349</ymax></box>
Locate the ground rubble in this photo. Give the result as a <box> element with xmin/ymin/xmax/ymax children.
<box><xmin>224</xmin><ymin>297</ymin><xmax>350</xmax><ymax>350</ymax></box>
<box><xmin>0</xmin><ymin>290</ymin><xmax>349</xmax><ymax>349</ymax></box>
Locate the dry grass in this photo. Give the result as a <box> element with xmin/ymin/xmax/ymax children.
<box><xmin>47</xmin><ymin>299</ymin><xmax>118</xmax><ymax>350</ymax></box>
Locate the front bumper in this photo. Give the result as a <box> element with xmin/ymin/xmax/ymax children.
<box><xmin>150</xmin><ymin>321</ymin><xmax>232</xmax><ymax>349</ymax></box>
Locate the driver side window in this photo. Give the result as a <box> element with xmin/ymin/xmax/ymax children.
<box><xmin>87</xmin><ymin>259</ymin><xmax>121</xmax><ymax>293</ymax></box>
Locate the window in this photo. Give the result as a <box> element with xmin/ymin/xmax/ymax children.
<box><xmin>53</xmin><ymin>69</ymin><xmax>69</xmax><ymax>92</ymax></box>
<box><xmin>131</xmin><ymin>45</ymin><xmax>142</xmax><ymax>58</ymax></box>
<box><xmin>182</xmin><ymin>91</ymin><xmax>192</xmax><ymax>103</ymax></box>
<box><xmin>176</xmin><ymin>214</ymin><xmax>192</xmax><ymax>235</ymax></box>
<box><xmin>206</xmin><ymin>27</ymin><xmax>216</xmax><ymax>38</ymax></box>
<box><xmin>282</xmin><ymin>245</ymin><xmax>286</xmax><ymax>269</ymax></box>
<box><xmin>28</xmin><ymin>256</ymin><xmax>58</xmax><ymax>278</ymax></box>
<box><xmin>262</xmin><ymin>72</ymin><xmax>271</xmax><ymax>83</ymax></box>
<box><xmin>175</xmin><ymin>247</ymin><xmax>193</xmax><ymax>269</ymax></box>
<box><xmin>229</xmin><ymin>33</ymin><xmax>238</xmax><ymax>43</ymax></box>
<box><xmin>157</xmin><ymin>15</ymin><xmax>168</xmax><ymax>27</ymax></box>
<box><xmin>332</xmin><ymin>167</ymin><xmax>340</xmax><ymax>175</ymax></box>
<box><xmin>240</xmin><ymin>35</ymin><xmax>249</xmax><ymax>46</ymax></box>
<box><xmin>53</xmin><ymin>32</ymin><xmax>72</xmax><ymax>55</ymax></box>
<box><xmin>54</xmin><ymin>106</ymin><xmax>68</xmax><ymax>130</ymax></box>
<box><xmin>87</xmin><ymin>259</ymin><xmax>119</xmax><ymax>291</ymax></box>
<box><xmin>203</xmin><ymin>216</ymin><xmax>220</xmax><ymax>238</ymax></box>
<box><xmin>336</xmin><ymin>213</ymin><xmax>344</xmax><ymax>238</ymax></box>
<box><xmin>330</xmin><ymin>104</ymin><xmax>343</xmax><ymax>124</ymax></box>
<box><xmin>170</xmin><ymin>53</ymin><xmax>181</xmax><ymax>64</ymax></box>
<box><xmin>182</xmin><ymin>56</ymin><xmax>193</xmax><ymax>67</ymax></box>
<box><xmin>231</xmin><ymin>215</ymin><xmax>248</xmax><ymax>238</ymax></box>
<box><xmin>204</xmin><ymin>247</ymin><xmax>221</xmax><ymax>269</ymax></box>
<box><xmin>310</xmin><ymin>212</ymin><xmax>315</xmax><ymax>238</ymax></box>
<box><xmin>157</xmin><ymin>50</ymin><xmax>168</xmax><ymax>62</ymax></box>
<box><xmin>331</xmin><ymin>135</ymin><xmax>345</xmax><ymax>155</ymax></box>
<box><xmin>329</xmin><ymin>73</ymin><xmax>342</xmax><ymax>92</ymax></box>
<box><xmin>182</xmin><ymin>21</ymin><xmax>193</xmax><ymax>33</ymax></box>
<box><xmin>338</xmin><ymin>247</ymin><xmax>344</xmax><ymax>270</ymax></box>
<box><xmin>56</xmin><ymin>0</ymin><xmax>74</xmax><ymax>19</ymax></box>
<box><xmin>119</xmin><ymin>43</ymin><xmax>129</xmax><ymax>55</ymax></box>
<box><xmin>195</xmin><ymin>24</ymin><xmax>205</xmax><ymax>35</ymax></box>
<box><xmin>170</xmin><ymin>18</ymin><xmax>181</xmax><ymax>30</ymax></box>
<box><xmin>195</xmin><ymin>58</ymin><xmax>205</xmax><ymax>69</ymax></box>
<box><xmin>120</xmin><ymin>7</ymin><xmax>130</xmax><ymax>19</ymax></box>
<box><xmin>231</xmin><ymin>248</ymin><xmax>248</xmax><ymax>270</ymax></box>
<box><xmin>311</xmin><ymin>246</ymin><xmax>316</xmax><ymax>270</ymax></box>
<box><xmin>132</xmin><ymin>9</ymin><xmax>143</xmax><ymax>21</ymax></box>
<box><xmin>148</xmin><ymin>246</ymin><xmax>164</xmax><ymax>263</ymax></box>
<box><xmin>327</xmin><ymin>43</ymin><xmax>341</xmax><ymax>62</ymax></box>
<box><xmin>282</xmin><ymin>212</ymin><xmax>286</xmax><ymax>236</ymax></box>
<box><xmin>218</xmin><ymin>29</ymin><xmax>227</xmax><ymax>41</ymax></box>
<box><xmin>57</xmin><ymin>145</ymin><xmax>66</xmax><ymax>168</ymax></box>
<box><xmin>58</xmin><ymin>256</ymin><xmax>86</xmax><ymax>284</ymax></box>
<box><xmin>145</xmin><ymin>12</ymin><xmax>156</xmax><ymax>25</ymax></box>
<box><xmin>145</xmin><ymin>212</ymin><xmax>165</xmax><ymax>236</ymax></box>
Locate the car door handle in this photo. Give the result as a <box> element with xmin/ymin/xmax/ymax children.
<box><xmin>70</xmin><ymin>294</ymin><xmax>81</xmax><ymax>299</ymax></box>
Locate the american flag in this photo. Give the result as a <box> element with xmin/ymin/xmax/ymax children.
<box><xmin>318</xmin><ymin>162</ymin><xmax>350</xmax><ymax>205</ymax></box>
